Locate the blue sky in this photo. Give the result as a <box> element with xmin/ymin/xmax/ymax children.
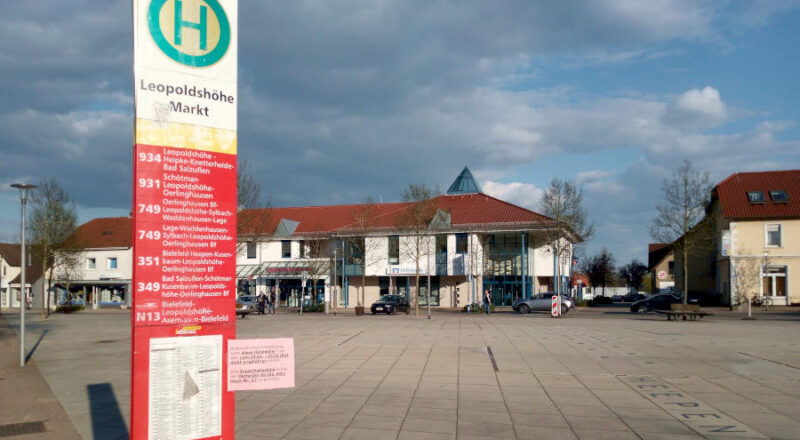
<box><xmin>1</xmin><ymin>0</ymin><xmax>799</xmax><ymax>267</ymax></box>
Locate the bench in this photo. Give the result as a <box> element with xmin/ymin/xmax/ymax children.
<box><xmin>654</xmin><ymin>304</ymin><xmax>713</xmax><ymax>321</ymax></box>
<box><xmin>236</xmin><ymin>309</ymin><xmax>252</xmax><ymax>319</ymax></box>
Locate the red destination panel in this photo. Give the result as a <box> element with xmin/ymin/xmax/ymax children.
<box><xmin>133</xmin><ymin>144</ymin><xmax>237</xmax><ymax>328</ymax></box>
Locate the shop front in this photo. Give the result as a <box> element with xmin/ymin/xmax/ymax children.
<box><xmin>237</xmin><ymin>262</ymin><xmax>327</xmax><ymax>307</ymax></box>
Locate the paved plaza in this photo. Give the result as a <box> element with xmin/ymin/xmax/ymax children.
<box><xmin>3</xmin><ymin>307</ymin><xmax>800</xmax><ymax>439</ymax></box>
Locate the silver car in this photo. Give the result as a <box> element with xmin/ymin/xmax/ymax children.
<box><xmin>512</xmin><ymin>293</ymin><xmax>574</xmax><ymax>314</ymax></box>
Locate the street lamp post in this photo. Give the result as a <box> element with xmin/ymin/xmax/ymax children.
<box><xmin>11</xmin><ymin>183</ymin><xmax>37</xmax><ymax>367</ymax></box>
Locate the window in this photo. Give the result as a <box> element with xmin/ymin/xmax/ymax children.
<box><xmin>747</xmin><ymin>191</ymin><xmax>765</xmax><ymax>204</ymax></box>
<box><xmin>299</xmin><ymin>240</ymin><xmax>305</xmax><ymax>258</ymax></box>
<box><xmin>668</xmin><ymin>261</ymin><xmax>674</xmax><ymax>275</ymax></box>
<box><xmin>766</xmin><ymin>224</ymin><xmax>781</xmax><ymax>247</ymax></box>
<box><xmin>436</xmin><ymin>235</ymin><xmax>447</xmax><ymax>255</ymax></box>
<box><xmin>246</xmin><ymin>242</ymin><xmax>257</xmax><ymax>259</ymax></box>
<box><xmin>107</xmin><ymin>257</ymin><xmax>118</xmax><ymax>270</ymax></box>
<box><xmin>87</xmin><ymin>258</ymin><xmax>96</xmax><ymax>270</ymax></box>
<box><xmin>281</xmin><ymin>240</ymin><xmax>291</xmax><ymax>258</ymax></box>
<box><xmin>761</xmin><ymin>266</ymin><xmax>787</xmax><ymax>297</ymax></box>
<box><xmin>770</xmin><ymin>190</ymin><xmax>789</xmax><ymax>203</ymax></box>
<box><xmin>456</xmin><ymin>233</ymin><xmax>468</xmax><ymax>254</ymax></box>
<box><xmin>388</xmin><ymin>236</ymin><xmax>399</xmax><ymax>264</ymax></box>
<box><xmin>379</xmin><ymin>277</ymin><xmax>390</xmax><ymax>296</ymax></box>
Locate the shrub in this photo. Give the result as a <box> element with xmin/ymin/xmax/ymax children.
<box><xmin>55</xmin><ymin>304</ymin><xmax>84</xmax><ymax>313</ymax></box>
<box><xmin>302</xmin><ymin>303</ymin><xmax>325</xmax><ymax>313</ymax></box>
<box><xmin>462</xmin><ymin>303</ymin><xmax>495</xmax><ymax>313</ymax></box>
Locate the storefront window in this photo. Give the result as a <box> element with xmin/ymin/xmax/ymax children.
<box><xmin>417</xmin><ymin>277</ymin><xmax>440</xmax><ymax>306</ymax></box>
<box><xmin>379</xmin><ymin>277</ymin><xmax>389</xmax><ymax>296</ymax></box>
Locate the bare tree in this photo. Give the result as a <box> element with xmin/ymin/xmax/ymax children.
<box><xmin>618</xmin><ymin>259</ymin><xmax>648</xmax><ymax>292</ymax></box>
<box><xmin>237</xmin><ymin>160</ymin><xmax>272</xmax><ymax>253</ymax></box>
<box><xmin>732</xmin><ymin>250</ymin><xmax>770</xmax><ymax>319</ymax></box>
<box><xmin>343</xmin><ymin>197</ymin><xmax>383</xmax><ymax>310</ymax></box>
<box><xmin>301</xmin><ymin>232</ymin><xmax>332</xmax><ymax>314</ymax></box>
<box><xmin>650</xmin><ymin>160</ymin><xmax>713</xmax><ymax>304</ymax></box>
<box><xmin>397</xmin><ymin>183</ymin><xmax>438</xmax><ymax>318</ymax></box>
<box><xmin>539</xmin><ymin>177</ymin><xmax>594</xmax><ymax>294</ymax></box>
<box><xmin>581</xmin><ymin>248</ymin><xmax>615</xmax><ymax>297</ymax></box>
<box><xmin>28</xmin><ymin>178</ymin><xmax>80</xmax><ymax>317</ymax></box>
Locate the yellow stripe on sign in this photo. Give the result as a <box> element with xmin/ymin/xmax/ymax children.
<box><xmin>136</xmin><ymin>119</ymin><xmax>237</xmax><ymax>155</ymax></box>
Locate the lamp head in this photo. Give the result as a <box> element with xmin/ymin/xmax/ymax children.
<box><xmin>10</xmin><ymin>183</ymin><xmax>38</xmax><ymax>202</ymax></box>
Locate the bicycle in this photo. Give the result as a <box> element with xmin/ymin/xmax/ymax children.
<box><xmin>751</xmin><ymin>296</ymin><xmax>773</xmax><ymax>310</ymax></box>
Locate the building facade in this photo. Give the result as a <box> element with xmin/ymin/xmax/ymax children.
<box><xmin>52</xmin><ymin>217</ymin><xmax>132</xmax><ymax>308</ymax></box>
<box><xmin>674</xmin><ymin>170</ymin><xmax>799</xmax><ymax>306</ymax></box>
<box><xmin>647</xmin><ymin>243</ymin><xmax>675</xmax><ymax>294</ymax></box>
<box><xmin>236</xmin><ymin>168</ymin><xmax>578</xmax><ymax>309</ymax></box>
<box><xmin>0</xmin><ymin>243</ymin><xmax>43</xmax><ymax>309</ymax></box>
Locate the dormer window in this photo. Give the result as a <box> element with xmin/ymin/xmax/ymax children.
<box><xmin>769</xmin><ymin>190</ymin><xmax>789</xmax><ymax>203</ymax></box>
<box><xmin>747</xmin><ymin>191</ymin><xmax>765</xmax><ymax>204</ymax></box>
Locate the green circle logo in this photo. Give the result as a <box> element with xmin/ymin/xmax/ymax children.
<box><xmin>148</xmin><ymin>0</ymin><xmax>230</xmax><ymax>67</ymax></box>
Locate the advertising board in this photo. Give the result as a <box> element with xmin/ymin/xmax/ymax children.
<box><xmin>132</xmin><ymin>1</ymin><xmax>237</xmax><ymax>439</ymax></box>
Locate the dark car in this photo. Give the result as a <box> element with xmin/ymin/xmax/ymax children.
<box><xmin>622</xmin><ymin>292</ymin><xmax>645</xmax><ymax>303</ymax></box>
<box><xmin>370</xmin><ymin>295</ymin><xmax>409</xmax><ymax>315</ymax></box>
<box><xmin>630</xmin><ymin>294</ymin><xmax>683</xmax><ymax>313</ymax></box>
<box><xmin>611</xmin><ymin>295</ymin><xmax>624</xmax><ymax>303</ymax></box>
<box><xmin>512</xmin><ymin>293</ymin><xmax>574</xmax><ymax>314</ymax></box>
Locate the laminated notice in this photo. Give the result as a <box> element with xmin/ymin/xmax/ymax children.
<box><xmin>228</xmin><ymin>338</ymin><xmax>295</xmax><ymax>391</ymax></box>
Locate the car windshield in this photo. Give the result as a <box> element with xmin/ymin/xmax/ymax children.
<box><xmin>378</xmin><ymin>295</ymin><xmax>399</xmax><ymax>302</ymax></box>
<box><xmin>237</xmin><ymin>296</ymin><xmax>255</xmax><ymax>303</ymax></box>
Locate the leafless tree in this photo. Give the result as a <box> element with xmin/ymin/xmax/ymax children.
<box><xmin>649</xmin><ymin>160</ymin><xmax>713</xmax><ymax>304</ymax></box>
<box><xmin>237</xmin><ymin>160</ymin><xmax>272</xmax><ymax>254</ymax></box>
<box><xmin>302</xmin><ymin>231</ymin><xmax>332</xmax><ymax>313</ymax></box>
<box><xmin>732</xmin><ymin>250</ymin><xmax>770</xmax><ymax>318</ymax></box>
<box><xmin>28</xmin><ymin>178</ymin><xmax>80</xmax><ymax>317</ymax></box>
<box><xmin>397</xmin><ymin>183</ymin><xmax>438</xmax><ymax>318</ymax></box>
<box><xmin>539</xmin><ymin>177</ymin><xmax>593</xmax><ymax>294</ymax></box>
<box><xmin>618</xmin><ymin>259</ymin><xmax>648</xmax><ymax>292</ymax></box>
<box><xmin>343</xmin><ymin>197</ymin><xmax>384</xmax><ymax>309</ymax></box>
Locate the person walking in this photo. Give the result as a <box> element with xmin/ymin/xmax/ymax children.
<box><xmin>257</xmin><ymin>291</ymin><xmax>267</xmax><ymax>315</ymax></box>
<box><xmin>483</xmin><ymin>288</ymin><xmax>491</xmax><ymax>315</ymax></box>
<box><xmin>268</xmin><ymin>288</ymin><xmax>277</xmax><ymax>315</ymax></box>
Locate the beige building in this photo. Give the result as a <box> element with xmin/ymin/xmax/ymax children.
<box><xmin>674</xmin><ymin>170</ymin><xmax>799</xmax><ymax>306</ymax></box>
<box><xmin>647</xmin><ymin>243</ymin><xmax>674</xmax><ymax>294</ymax></box>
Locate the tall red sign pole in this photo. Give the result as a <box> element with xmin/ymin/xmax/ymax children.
<box><xmin>132</xmin><ymin>1</ymin><xmax>238</xmax><ymax>438</ymax></box>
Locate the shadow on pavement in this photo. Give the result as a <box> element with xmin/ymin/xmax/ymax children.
<box><xmin>87</xmin><ymin>383</ymin><xmax>128</xmax><ymax>440</ymax></box>
<box><xmin>25</xmin><ymin>329</ymin><xmax>48</xmax><ymax>364</ymax></box>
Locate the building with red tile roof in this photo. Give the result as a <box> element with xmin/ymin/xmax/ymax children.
<box><xmin>237</xmin><ymin>168</ymin><xmax>579</xmax><ymax>310</ymax></box>
<box><xmin>61</xmin><ymin>168</ymin><xmax>582</xmax><ymax>311</ymax></box>
<box><xmin>673</xmin><ymin>169</ymin><xmax>800</xmax><ymax>306</ymax></box>
<box><xmin>0</xmin><ymin>243</ymin><xmax>43</xmax><ymax>310</ymax></box>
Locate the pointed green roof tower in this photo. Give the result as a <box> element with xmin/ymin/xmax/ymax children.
<box><xmin>446</xmin><ymin>167</ymin><xmax>482</xmax><ymax>195</ymax></box>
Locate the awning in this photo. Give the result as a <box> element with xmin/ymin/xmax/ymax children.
<box><xmin>237</xmin><ymin>261</ymin><xmax>314</xmax><ymax>279</ymax></box>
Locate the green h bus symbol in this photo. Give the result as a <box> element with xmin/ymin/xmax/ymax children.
<box><xmin>174</xmin><ymin>0</ymin><xmax>207</xmax><ymax>50</ymax></box>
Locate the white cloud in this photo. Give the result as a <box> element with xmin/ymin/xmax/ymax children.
<box><xmin>663</xmin><ymin>86</ymin><xmax>728</xmax><ymax>130</ymax></box>
<box><xmin>483</xmin><ymin>181</ymin><xmax>544</xmax><ymax>211</ymax></box>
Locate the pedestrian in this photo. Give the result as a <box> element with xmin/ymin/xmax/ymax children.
<box><xmin>257</xmin><ymin>291</ymin><xmax>267</xmax><ymax>315</ymax></box>
<box><xmin>268</xmin><ymin>288</ymin><xmax>277</xmax><ymax>315</ymax></box>
<box><xmin>483</xmin><ymin>288</ymin><xmax>491</xmax><ymax>315</ymax></box>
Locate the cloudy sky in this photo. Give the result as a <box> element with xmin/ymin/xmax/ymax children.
<box><xmin>2</xmin><ymin>0</ymin><xmax>799</xmax><ymax>265</ymax></box>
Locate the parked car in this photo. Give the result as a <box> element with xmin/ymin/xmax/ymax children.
<box><xmin>236</xmin><ymin>295</ymin><xmax>256</xmax><ymax>311</ymax></box>
<box><xmin>512</xmin><ymin>293</ymin><xmax>574</xmax><ymax>314</ymax></box>
<box><xmin>611</xmin><ymin>295</ymin><xmax>624</xmax><ymax>302</ymax></box>
<box><xmin>622</xmin><ymin>292</ymin><xmax>645</xmax><ymax>302</ymax></box>
<box><xmin>630</xmin><ymin>294</ymin><xmax>683</xmax><ymax>313</ymax></box>
<box><xmin>370</xmin><ymin>295</ymin><xmax>409</xmax><ymax>315</ymax></box>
